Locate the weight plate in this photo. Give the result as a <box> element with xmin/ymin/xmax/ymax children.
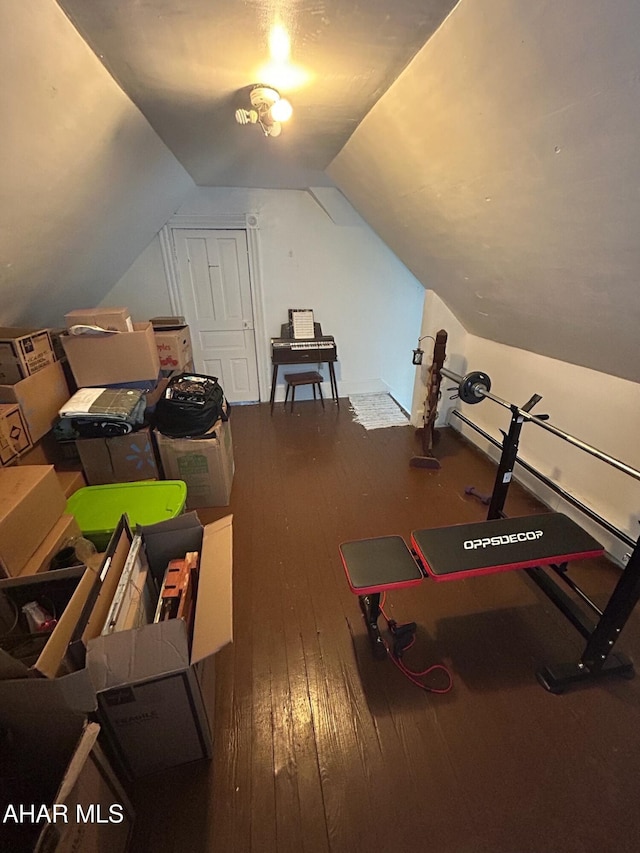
<box><xmin>459</xmin><ymin>371</ymin><xmax>491</xmax><ymax>404</ymax></box>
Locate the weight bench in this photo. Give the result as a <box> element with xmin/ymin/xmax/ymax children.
<box><xmin>341</xmin><ymin>513</ymin><xmax>634</xmax><ymax>690</ymax></box>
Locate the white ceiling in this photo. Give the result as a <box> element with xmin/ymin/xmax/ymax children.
<box><xmin>56</xmin><ymin>0</ymin><xmax>458</xmax><ymax>188</ymax></box>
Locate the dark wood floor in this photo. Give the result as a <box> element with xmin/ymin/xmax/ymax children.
<box><xmin>130</xmin><ymin>399</ymin><xmax>640</xmax><ymax>853</ymax></box>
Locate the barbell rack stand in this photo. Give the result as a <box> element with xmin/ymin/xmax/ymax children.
<box><xmin>441</xmin><ymin>366</ymin><xmax>640</xmax><ymax>483</ymax></box>
<box><xmin>440</xmin><ymin>364</ymin><xmax>640</xmax><ymax>692</ymax></box>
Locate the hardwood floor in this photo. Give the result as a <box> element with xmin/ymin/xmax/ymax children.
<box><xmin>130</xmin><ymin>399</ymin><xmax>640</xmax><ymax>853</ymax></box>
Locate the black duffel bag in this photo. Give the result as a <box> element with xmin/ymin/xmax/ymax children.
<box><xmin>154</xmin><ymin>373</ymin><xmax>228</xmax><ymax>438</ymax></box>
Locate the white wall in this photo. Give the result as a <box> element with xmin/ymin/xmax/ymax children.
<box><xmin>105</xmin><ymin>186</ymin><xmax>425</xmax><ymax>410</ymax></box>
<box><xmin>100</xmin><ymin>236</ymin><xmax>172</xmax><ymax>319</ymax></box>
<box><xmin>417</xmin><ymin>291</ymin><xmax>640</xmax><ymax>564</ymax></box>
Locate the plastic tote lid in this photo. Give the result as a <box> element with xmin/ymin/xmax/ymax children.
<box><xmin>66</xmin><ymin>481</ymin><xmax>187</xmax><ymax>539</ymax></box>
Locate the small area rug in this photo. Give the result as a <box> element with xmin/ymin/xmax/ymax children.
<box><xmin>348</xmin><ymin>393</ymin><xmax>410</xmax><ymax>430</ymax></box>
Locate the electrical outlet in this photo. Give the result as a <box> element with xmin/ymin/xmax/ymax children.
<box><xmin>623</xmin><ymin>553</ymin><xmax>631</xmax><ymax>564</ymax></box>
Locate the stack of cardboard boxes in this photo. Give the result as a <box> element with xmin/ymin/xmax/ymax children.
<box><xmin>59</xmin><ymin>307</ymin><xmax>163</xmax><ymax>485</ymax></box>
<box><xmin>0</xmin><ymin>507</ymin><xmax>233</xmax><ymax>775</ymax></box>
<box><xmin>0</xmin><ymin>310</ymin><xmax>235</xmax><ymax>508</ymax></box>
<box><xmin>57</xmin><ymin>308</ymin><xmax>234</xmax><ymax>508</ymax></box>
<box><xmin>150</xmin><ymin>316</ymin><xmax>235</xmax><ymax>509</ymax></box>
<box><xmin>151</xmin><ymin>315</ymin><xmax>193</xmax><ymax>376</ymax></box>
<box><xmin>0</xmin><ymin>465</ymin><xmax>81</xmax><ymax>579</ymax></box>
<box><xmin>0</xmin><ymin>311</ymin><xmax>237</xmax><ymax>845</ymax></box>
<box><xmin>0</xmin><ymin>327</ymin><xmax>72</xmax><ymax>466</ymax></box>
<box><xmin>0</xmin><ymin>504</ymin><xmax>233</xmax><ymax>849</ymax></box>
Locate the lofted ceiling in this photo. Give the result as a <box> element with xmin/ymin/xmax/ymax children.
<box><xmin>5</xmin><ymin>1</ymin><xmax>639</xmax><ymax>384</ymax></box>
<box><xmin>56</xmin><ymin>0</ymin><xmax>458</xmax><ymax>188</ymax></box>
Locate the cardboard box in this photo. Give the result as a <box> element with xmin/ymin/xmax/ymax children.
<box><xmin>0</xmin><ymin>564</ymin><xmax>98</xmax><ymax>680</ymax></box>
<box><xmin>87</xmin><ymin>512</ymin><xmax>233</xmax><ymax>777</ymax></box>
<box><xmin>19</xmin><ymin>514</ymin><xmax>82</xmax><ymax>577</ymax></box>
<box><xmin>0</xmin><ymin>359</ymin><xmax>70</xmax><ymax>443</ymax></box>
<box><xmin>0</xmin><ymin>327</ymin><xmax>56</xmax><ymax>384</ymax></box>
<box><xmin>0</xmin><ymin>402</ymin><xmax>31</xmax><ymax>465</ymax></box>
<box><xmin>154</xmin><ymin>326</ymin><xmax>192</xmax><ymax>373</ymax></box>
<box><xmin>47</xmin><ymin>327</ymin><xmax>67</xmax><ymax>361</ymax></box>
<box><xmin>34</xmin><ymin>722</ymin><xmax>134</xmax><ymax>853</ymax></box>
<box><xmin>150</xmin><ymin>316</ymin><xmax>186</xmax><ymax>329</ymax></box>
<box><xmin>0</xmin><ymin>512</ymin><xmax>232</xmax><ymax>778</ymax></box>
<box><xmin>155</xmin><ymin>418</ymin><xmax>234</xmax><ymax>508</ymax></box>
<box><xmin>94</xmin><ymin>665</ymin><xmax>212</xmax><ymax>779</ymax></box>
<box><xmin>0</xmin><ymin>695</ymin><xmax>90</xmax><ymax>853</ymax></box>
<box><xmin>17</xmin><ymin>432</ymin><xmax>62</xmax><ymax>466</ymax></box>
<box><xmin>0</xmin><ymin>514</ymin><xmax>136</xmax><ymax>683</ymax></box>
<box><xmin>61</xmin><ymin>323</ymin><xmax>161</xmax><ymax>387</ymax></box>
<box><xmin>0</xmin><ymin>465</ymin><xmax>67</xmax><ymax>577</ymax></box>
<box><xmin>57</xmin><ymin>470</ymin><xmax>87</xmax><ymax>498</ymax></box>
<box><xmin>65</xmin><ymin>307</ymin><xmax>133</xmax><ymax>334</ymax></box>
<box><xmin>76</xmin><ymin>428</ymin><xmax>159</xmax><ymax>486</ymax></box>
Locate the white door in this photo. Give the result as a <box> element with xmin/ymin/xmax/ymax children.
<box><xmin>172</xmin><ymin>229</ymin><xmax>260</xmax><ymax>403</ymax></box>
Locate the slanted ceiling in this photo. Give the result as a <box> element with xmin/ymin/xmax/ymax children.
<box><xmin>329</xmin><ymin>0</ymin><xmax>640</xmax><ymax>383</ymax></box>
<box><xmin>0</xmin><ymin>2</ymin><xmax>193</xmax><ymax>328</ymax></box>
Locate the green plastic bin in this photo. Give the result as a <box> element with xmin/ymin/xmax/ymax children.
<box><xmin>66</xmin><ymin>481</ymin><xmax>188</xmax><ymax>550</ymax></box>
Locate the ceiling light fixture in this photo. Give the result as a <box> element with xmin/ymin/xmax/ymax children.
<box><xmin>235</xmin><ymin>85</ymin><xmax>292</xmax><ymax>138</ymax></box>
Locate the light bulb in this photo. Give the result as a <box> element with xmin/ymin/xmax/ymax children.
<box><xmin>235</xmin><ymin>108</ymin><xmax>258</xmax><ymax>125</ymax></box>
<box><xmin>270</xmin><ymin>98</ymin><xmax>292</xmax><ymax>123</ymax></box>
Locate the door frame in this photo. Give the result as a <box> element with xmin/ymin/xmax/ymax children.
<box><xmin>159</xmin><ymin>213</ymin><xmax>269</xmax><ymax>402</ymax></box>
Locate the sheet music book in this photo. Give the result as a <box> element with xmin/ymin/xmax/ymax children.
<box><xmin>290</xmin><ymin>309</ymin><xmax>315</xmax><ymax>339</ymax></box>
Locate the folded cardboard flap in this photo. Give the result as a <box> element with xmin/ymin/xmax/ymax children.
<box><xmin>0</xmin><ymin>678</ymin><xmax>91</xmax><ymax>852</ymax></box>
<box><xmin>192</xmin><ymin>515</ymin><xmax>233</xmax><ymax>664</ymax></box>
<box><xmin>0</xmin><ymin>669</ymin><xmax>95</xmax><ymax>734</ymax></box>
<box><xmin>19</xmin><ymin>513</ymin><xmax>82</xmax><ymax>577</ymax></box>
<box><xmin>88</xmin><ymin>619</ymin><xmax>191</xmax><ymax>690</ymax></box>
<box><xmin>138</xmin><ymin>511</ymin><xmax>233</xmax><ymax>664</ymax></box>
<box><xmin>34</xmin><ymin>720</ymin><xmax>134</xmax><ymax>853</ymax></box>
<box><xmin>0</xmin><ymin>464</ymin><xmax>68</xmax><ymax>577</ymax></box>
<box><xmin>0</xmin><ymin>359</ymin><xmax>70</xmax><ymax>444</ymax></box>
<box><xmin>65</xmin><ymin>307</ymin><xmax>133</xmax><ymax>333</ymax></box>
<box><xmin>139</xmin><ymin>511</ymin><xmax>203</xmax><ymax>586</ymax></box>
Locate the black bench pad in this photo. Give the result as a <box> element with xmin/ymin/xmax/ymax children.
<box><xmin>340</xmin><ymin>536</ymin><xmax>424</xmax><ymax>595</ymax></box>
<box><xmin>411</xmin><ymin>513</ymin><xmax>604</xmax><ymax>582</ymax></box>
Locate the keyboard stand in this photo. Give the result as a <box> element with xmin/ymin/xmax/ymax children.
<box><xmin>270</xmin><ymin>327</ymin><xmax>339</xmax><ymax>412</ymax></box>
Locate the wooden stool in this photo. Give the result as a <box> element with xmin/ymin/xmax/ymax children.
<box><xmin>283</xmin><ymin>371</ymin><xmax>324</xmax><ymax>412</ymax></box>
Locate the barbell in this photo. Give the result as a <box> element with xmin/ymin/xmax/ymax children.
<box><xmin>443</xmin><ymin>368</ymin><xmax>492</xmax><ymax>405</ymax></box>
<box><xmin>439</xmin><ymin>366</ymin><xmax>640</xmax><ymax>483</ymax></box>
